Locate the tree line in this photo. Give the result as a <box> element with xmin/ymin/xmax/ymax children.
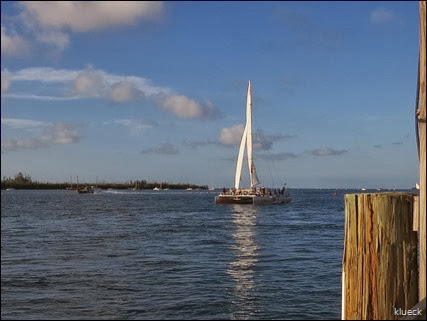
<box><xmin>1</xmin><ymin>172</ymin><xmax>208</xmax><ymax>190</ymax></box>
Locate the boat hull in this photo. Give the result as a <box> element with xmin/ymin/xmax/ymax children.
<box><xmin>215</xmin><ymin>194</ymin><xmax>292</xmax><ymax>205</ymax></box>
<box><xmin>215</xmin><ymin>194</ymin><xmax>255</xmax><ymax>204</ymax></box>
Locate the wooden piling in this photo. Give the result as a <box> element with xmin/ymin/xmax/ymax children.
<box><xmin>416</xmin><ymin>0</ymin><xmax>426</xmax><ymax>302</ymax></box>
<box><xmin>342</xmin><ymin>193</ymin><xmax>419</xmax><ymax>320</ymax></box>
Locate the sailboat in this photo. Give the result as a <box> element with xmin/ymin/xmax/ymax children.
<box><xmin>215</xmin><ymin>81</ymin><xmax>292</xmax><ymax>205</ymax></box>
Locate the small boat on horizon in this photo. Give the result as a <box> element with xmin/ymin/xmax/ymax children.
<box><xmin>77</xmin><ymin>185</ymin><xmax>95</xmax><ymax>194</ymax></box>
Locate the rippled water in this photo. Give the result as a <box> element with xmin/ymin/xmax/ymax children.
<box><xmin>2</xmin><ymin>189</ymin><xmax>347</xmax><ymax>320</ymax></box>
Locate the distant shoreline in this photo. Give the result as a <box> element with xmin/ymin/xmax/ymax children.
<box><xmin>0</xmin><ymin>181</ymin><xmax>209</xmax><ymax>191</ymax></box>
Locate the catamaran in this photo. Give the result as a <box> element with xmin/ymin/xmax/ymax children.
<box><xmin>215</xmin><ymin>81</ymin><xmax>292</xmax><ymax>205</ymax></box>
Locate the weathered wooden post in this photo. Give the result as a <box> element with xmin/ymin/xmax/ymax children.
<box><xmin>342</xmin><ymin>193</ymin><xmax>419</xmax><ymax>320</ymax></box>
<box><xmin>416</xmin><ymin>0</ymin><xmax>426</xmax><ymax>303</ymax></box>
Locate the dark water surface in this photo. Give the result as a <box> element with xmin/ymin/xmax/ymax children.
<box><xmin>2</xmin><ymin>189</ymin><xmax>348</xmax><ymax>320</ymax></box>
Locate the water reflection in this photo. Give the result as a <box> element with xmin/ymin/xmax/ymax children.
<box><xmin>227</xmin><ymin>205</ymin><xmax>259</xmax><ymax>319</ymax></box>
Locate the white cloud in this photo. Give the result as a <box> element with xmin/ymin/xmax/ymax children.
<box><xmin>6</xmin><ymin>67</ymin><xmax>168</xmax><ymax>97</ymax></box>
<box><xmin>73</xmin><ymin>70</ymin><xmax>104</xmax><ymax>97</ymax></box>
<box><xmin>158</xmin><ymin>95</ymin><xmax>221</xmax><ymax>119</ymax></box>
<box><xmin>9</xmin><ymin>67</ymin><xmax>79</xmax><ymax>82</ymax></box>
<box><xmin>1</xmin><ymin>72</ymin><xmax>11</xmax><ymax>92</ymax></box>
<box><xmin>1</xmin><ymin>137</ymin><xmax>48</xmax><ymax>151</ymax></box>
<box><xmin>4</xmin><ymin>67</ymin><xmax>219</xmax><ymax>120</ymax></box>
<box><xmin>110</xmin><ymin>81</ymin><xmax>142</xmax><ymax>103</ymax></box>
<box><xmin>1</xmin><ymin>121</ymin><xmax>80</xmax><ymax>152</ymax></box>
<box><xmin>2</xmin><ymin>94</ymin><xmax>80</xmax><ymax>101</ymax></box>
<box><xmin>1</xmin><ymin>26</ymin><xmax>28</xmax><ymax>55</ymax></box>
<box><xmin>159</xmin><ymin>95</ymin><xmax>203</xmax><ymax>118</ymax></box>
<box><xmin>37</xmin><ymin>29</ymin><xmax>70</xmax><ymax>50</ymax></box>
<box><xmin>20</xmin><ymin>1</ymin><xmax>164</xmax><ymax>32</ymax></box>
<box><xmin>1</xmin><ymin>118</ymin><xmax>48</xmax><ymax>129</ymax></box>
<box><xmin>1</xmin><ymin>2</ymin><xmax>164</xmax><ymax>53</ymax></box>
<box><xmin>44</xmin><ymin>123</ymin><xmax>80</xmax><ymax>144</ymax></box>
<box><xmin>219</xmin><ymin>125</ymin><xmax>294</xmax><ymax>150</ymax></box>
<box><xmin>219</xmin><ymin>124</ymin><xmax>244</xmax><ymax>145</ymax></box>
<box><xmin>370</xmin><ymin>8</ymin><xmax>396</xmax><ymax>23</ymax></box>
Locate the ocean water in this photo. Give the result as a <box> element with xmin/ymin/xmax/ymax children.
<box><xmin>2</xmin><ymin>189</ymin><xmax>348</xmax><ymax>320</ymax></box>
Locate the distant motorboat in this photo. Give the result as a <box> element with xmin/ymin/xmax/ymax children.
<box><xmin>77</xmin><ymin>186</ymin><xmax>95</xmax><ymax>194</ymax></box>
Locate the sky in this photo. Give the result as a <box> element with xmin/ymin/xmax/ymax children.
<box><xmin>0</xmin><ymin>1</ymin><xmax>421</xmax><ymax>189</ymax></box>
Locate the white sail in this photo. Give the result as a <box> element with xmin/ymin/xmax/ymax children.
<box><xmin>215</xmin><ymin>80</ymin><xmax>292</xmax><ymax>205</ymax></box>
<box><xmin>234</xmin><ymin>81</ymin><xmax>260</xmax><ymax>190</ymax></box>
<box><xmin>245</xmin><ymin>81</ymin><xmax>260</xmax><ymax>187</ymax></box>
<box><xmin>234</xmin><ymin>124</ymin><xmax>247</xmax><ymax>190</ymax></box>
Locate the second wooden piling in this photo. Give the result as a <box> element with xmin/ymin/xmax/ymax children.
<box><xmin>342</xmin><ymin>192</ymin><xmax>418</xmax><ymax>320</ymax></box>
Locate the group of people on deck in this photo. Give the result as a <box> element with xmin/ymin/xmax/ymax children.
<box><xmin>221</xmin><ymin>186</ymin><xmax>287</xmax><ymax>197</ymax></box>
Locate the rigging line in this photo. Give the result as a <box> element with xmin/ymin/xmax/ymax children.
<box><xmin>252</xmin><ymin>102</ymin><xmax>283</xmax><ymax>189</ymax></box>
<box><xmin>254</xmin><ymin>129</ymin><xmax>278</xmax><ymax>188</ymax></box>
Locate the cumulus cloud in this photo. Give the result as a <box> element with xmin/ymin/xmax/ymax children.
<box><xmin>219</xmin><ymin>125</ymin><xmax>295</xmax><ymax>150</ymax></box>
<box><xmin>110</xmin><ymin>81</ymin><xmax>143</xmax><ymax>103</ymax></box>
<box><xmin>20</xmin><ymin>1</ymin><xmax>164</xmax><ymax>32</ymax></box>
<box><xmin>1</xmin><ymin>26</ymin><xmax>28</xmax><ymax>55</ymax></box>
<box><xmin>220</xmin><ymin>124</ymin><xmax>245</xmax><ymax>145</ymax></box>
<box><xmin>370</xmin><ymin>8</ymin><xmax>396</xmax><ymax>23</ymax></box>
<box><xmin>158</xmin><ymin>95</ymin><xmax>221</xmax><ymax>119</ymax></box>
<box><xmin>1</xmin><ymin>137</ymin><xmax>49</xmax><ymax>151</ymax></box>
<box><xmin>36</xmin><ymin>29</ymin><xmax>70</xmax><ymax>51</ymax></box>
<box><xmin>4</xmin><ymin>67</ymin><xmax>219</xmax><ymax>120</ymax></box>
<box><xmin>73</xmin><ymin>70</ymin><xmax>104</xmax><ymax>97</ymax></box>
<box><xmin>1</xmin><ymin>2</ymin><xmax>164</xmax><ymax>53</ymax></box>
<box><xmin>159</xmin><ymin>95</ymin><xmax>202</xmax><ymax>118</ymax></box>
<box><xmin>1</xmin><ymin>121</ymin><xmax>80</xmax><ymax>152</ymax></box>
<box><xmin>311</xmin><ymin>147</ymin><xmax>347</xmax><ymax>156</ymax></box>
<box><xmin>45</xmin><ymin>123</ymin><xmax>80</xmax><ymax>144</ymax></box>
<box><xmin>141</xmin><ymin>143</ymin><xmax>179</xmax><ymax>155</ymax></box>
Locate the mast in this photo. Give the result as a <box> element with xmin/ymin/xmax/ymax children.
<box><xmin>246</xmin><ymin>81</ymin><xmax>259</xmax><ymax>188</ymax></box>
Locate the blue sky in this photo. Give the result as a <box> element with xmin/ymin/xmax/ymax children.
<box><xmin>1</xmin><ymin>1</ymin><xmax>421</xmax><ymax>188</ymax></box>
